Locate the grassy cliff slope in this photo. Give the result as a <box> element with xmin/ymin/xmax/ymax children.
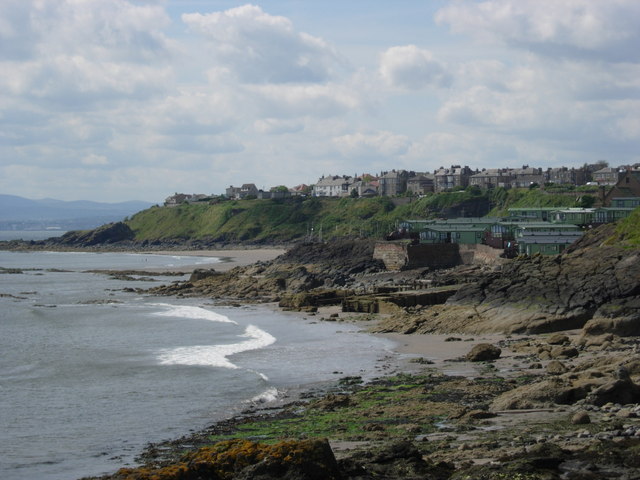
<box><xmin>124</xmin><ymin>189</ymin><xmax>594</xmax><ymax>244</ymax></box>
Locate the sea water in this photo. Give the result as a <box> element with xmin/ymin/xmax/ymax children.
<box><xmin>0</xmin><ymin>251</ymin><xmax>394</xmax><ymax>480</ymax></box>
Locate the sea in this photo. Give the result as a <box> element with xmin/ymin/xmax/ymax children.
<box><xmin>0</xmin><ymin>245</ymin><xmax>396</xmax><ymax>480</ymax></box>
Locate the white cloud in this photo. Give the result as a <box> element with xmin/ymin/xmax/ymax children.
<box><xmin>333</xmin><ymin>131</ymin><xmax>411</xmax><ymax>158</ymax></box>
<box><xmin>379</xmin><ymin>45</ymin><xmax>451</xmax><ymax>89</ymax></box>
<box><xmin>435</xmin><ymin>0</ymin><xmax>640</xmax><ymax>63</ymax></box>
<box><xmin>182</xmin><ymin>4</ymin><xmax>345</xmax><ymax>84</ymax></box>
<box><xmin>247</xmin><ymin>83</ymin><xmax>361</xmax><ymax>119</ymax></box>
<box><xmin>254</xmin><ymin>118</ymin><xmax>304</xmax><ymax>135</ymax></box>
<box><xmin>82</xmin><ymin>154</ymin><xmax>109</xmax><ymax>166</ymax></box>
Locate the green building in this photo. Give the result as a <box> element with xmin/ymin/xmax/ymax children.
<box><xmin>517</xmin><ymin>232</ymin><xmax>584</xmax><ymax>256</ymax></box>
<box><xmin>610</xmin><ymin>197</ymin><xmax>640</xmax><ymax>208</ymax></box>
<box><xmin>419</xmin><ymin>225</ymin><xmax>487</xmax><ymax>245</ymax></box>
<box><xmin>507</xmin><ymin>207</ymin><xmax>558</xmax><ymax>222</ymax></box>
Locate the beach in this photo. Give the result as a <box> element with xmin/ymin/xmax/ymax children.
<box><xmin>148</xmin><ymin>248</ymin><xmax>287</xmax><ymax>272</ymax></box>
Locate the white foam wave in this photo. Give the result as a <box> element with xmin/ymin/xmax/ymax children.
<box><xmin>157</xmin><ymin>324</ymin><xmax>276</xmax><ymax>369</ymax></box>
<box><xmin>152</xmin><ymin>304</ymin><xmax>237</xmax><ymax>324</ymax></box>
<box><xmin>250</xmin><ymin>387</ymin><xmax>279</xmax><ymax>404</ymax></box>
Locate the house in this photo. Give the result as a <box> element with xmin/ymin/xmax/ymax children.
<box><xmin>546</xmin><ymin>167</ymin><xmax>586</xmax><ymax>186</ymax></box>
<box><xmin>517</xmin><ymin>232</ymin><xmax>584</xmax><ymax>256</ymax></box>
<box><xmin>313</xmin><ymin>175</ymin><xmax>353</xmax><ymax>197</ymax></box>
<box><xmin>406</xmin><ymin>173</ymin><xmax>435</xmax><ymax>195</ymax></box>
<box><xmin>225</xmin><ymin>184</ymin><xmax>258</xmax><ymax>199</ymax></box>
<box><xmin>240</xmin><ymin>183</ymin><xmax>258</xmax><ymax>198</ymax></box>
<box><xmin>434</xmin><ymin>165</ymin><xmax>473</xmax><ymax>192</ymax></box>
<box><xmin>419</xmin><ymin>224</ymin><xmax>487</xmax><ymax>245</ymax></box>
<box><xmin>164</xmin><ymin>193</ymin><xmax>193</xmax><ymax>206</ymax></box>
<box><xmin>602</xmin><ymin>170</ymin><xmax>640</xmax><ymax>206</ymax></box>
<box><xmin>592</xmin><ymin>167</ymin><xmax>624</xmax><ymax>185</ymax></box>
<box><xmin>350</xmin><ymin>179</ymin><xmax>379</xmax><ymax>197</ymax></box>
<box><xmin>225</xmin><ymin>186</ymin><xmax>241</xmax><ymax>199</ymax></box>
<box><xmin>487</xmin><ymin>221</ymin><xmax>582</xmax><ymax>250</ymax></box>
<box><xmin>550</xmin><ymin>208</ymin><xmax>597</xmax><ymax>226</ymax></box>
<box><xmin>379</xmin><ymin>170</ymin><xmax>409</xmax><ymax>196</ymax></box>
<box><xmin>592</xmin><ymin>207</ymin><xmax>636</xmax><ymax>224</ymax></box>
<box><xmin>469</xmin><ymin>169</ymin><xmax>514</xmax><ymax>189</ymax></box>
<box><xmin>610</xmin><ymin>197</ymin><xmax>640</xmax><ymax>208</ymax></box>
<box><xmin>507</xmin><ymin>207</ymin><xmax>559</xmax><ymax>222</ymax></box>
<box><xmin>510</xmin><ymin>166</ymin><xmax>545</xmax><ymax>188</ymax></box>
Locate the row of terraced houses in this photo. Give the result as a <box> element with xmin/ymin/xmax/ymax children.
<box><xmin>311</xmin><ymin>163</ymin><xmax>640</xmax><ymax>198</ymax></box>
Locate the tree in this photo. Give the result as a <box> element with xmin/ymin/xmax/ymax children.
<box><xmin>350</xmin><ymin>188</ymin><xmax>359</xmax><ymax>198</ymax></box>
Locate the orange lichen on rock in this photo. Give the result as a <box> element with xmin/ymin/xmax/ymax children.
<box><xmin>110</xmin><ymin>438</ymin><xmax>340</xmax><ymax>480</ymax></box>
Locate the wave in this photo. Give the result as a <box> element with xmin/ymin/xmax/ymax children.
<box><xmin>151</xmin><ymin>304</ymin><xmax>237</xmax><ymax>324</ymax></box>
<box><xmin>157</xmin><ymin>324</ymin><xmax>276</xmax><ymax>369</ymax></box>
<box><xmin>250</xmin><ymin>387</ymin><xmax>279</xmax><ymax>404</ymax></box>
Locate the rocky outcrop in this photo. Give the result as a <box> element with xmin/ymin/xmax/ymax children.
<box><xmin>375</xmin><ymin>224</ymin><xmax>640</xmax><ymax>336</ymax></box>
<box><xmin>52</xmin><ymin>222</ymin><xmax>135</xmax><ymax>246</ymax></box>
<box><xmin>147</xmin><ymin>238</ymin><xmax>385</xmax><ymax>304</ymax></box>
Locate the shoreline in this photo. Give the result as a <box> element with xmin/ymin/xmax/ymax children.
<box><xmin>70</xmin><ymin>246</ymin><xmax>640</xmax><ymax>479</ymax></box>
<box><xmin>147</xmin><ymin>248</ymin><xmax>287</xmax><ymax>273</ymax></box>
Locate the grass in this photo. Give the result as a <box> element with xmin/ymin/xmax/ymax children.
<box><xmin>612</xmin><ymin>207</ymin><xmax>640</xmax><ymax>247</ymax></box>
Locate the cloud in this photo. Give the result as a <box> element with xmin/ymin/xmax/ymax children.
<box><xmin>254</xmin><ymin>118</ymin><xmax>305</xmax><ymax>135</ymax></box>
<box><xmin>379</xmin><ymin>45</ymin><xmax>451</xmax><ymax>89</ymax></box>
<box><xmin>81</xmin><ymin>154</ymin><xmax>109</xmax><ymax>166</ymax></box>
<box><xmin>247</xmin><ymin>83</ymin><xmax>361</xmax><ymax>118</ymax></box>
<box><xmin>435</xmin><ymin>0</ymin><xmax>640</xmax><ymax>63</ymax></box>
<box><xmin>183</xmin><ymin>4</ymin><xmax>345</xmax><ymax>84</ymax></box>
<box><xmin>0</xmin><ymin>0</ymin><xmax>174</xmax><ymax>110</ymax></box>
<box><xmin>333</xmin><ymin>131</ymin><xmax>411</xmax><ymax>158</ymax></box>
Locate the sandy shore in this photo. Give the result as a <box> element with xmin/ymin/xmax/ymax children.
<box><xmin>143</xmin><ymin>248</ymin><xmax>287</xmax><ymax>273</ymax></box>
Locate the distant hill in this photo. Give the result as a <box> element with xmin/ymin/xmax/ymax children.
<box><xmin>0</xmin><ymin>194</ymin><xmax>154</xmax><ymax>231</ymax></box>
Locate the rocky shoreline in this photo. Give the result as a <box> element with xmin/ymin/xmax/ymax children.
<box><xmin>7</xmin><ymin>223</ymin><xmax>640</xmax><ymax>479</ymax></box>
<box><xmin>71</xmin><ymin>223</ymin><xmax>640</xmax><ymax>480</ymax></box>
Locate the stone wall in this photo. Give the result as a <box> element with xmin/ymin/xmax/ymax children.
<box><xmin>373</xmin><ymin>241</ymin><xmax>462</xmax><ymax>271</ymax></box>
<box><xmin>373</xmin><ymin>241</ymin><xmax>505</xmax><ymax>271</ymax></box>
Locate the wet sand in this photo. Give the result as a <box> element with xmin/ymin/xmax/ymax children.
<box><xmin>144</xmin><ymin>248</ymin><xmax>287</xmax><ymax>273</ymax></box>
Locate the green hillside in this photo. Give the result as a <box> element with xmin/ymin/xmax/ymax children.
<box><xmin>125</xmin><ymin>188</ymin><xmax>592</xmax><ymax>244</ymax></box>
<box><xmin>612</xmin><ymin>207</ymin><xmax>640</xmax><ymax>246</ymax></box>
<box><xmin>486</xmin><ymin>187</ymin><xmax>591</xmax><ymax>216</ymax></box>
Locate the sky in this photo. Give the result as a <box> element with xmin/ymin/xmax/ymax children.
<box><xmin>1</xmin><ymin>0</ymin><xmax>639</xmax><ymax>203</ymax></box>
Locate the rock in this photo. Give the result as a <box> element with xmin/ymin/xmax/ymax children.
<box><xmin>547</xmin><ymin>333</ymin><xmax>570</xmax><ymax>345</ymax></box>
<box><xmin>550</xmin><ymin>345</ymin><xmax>579</xmax><ymax>359</ymax></box>
<box><xmin>571</xmin><ymin>411</ymin><xmax>591</xmax><ymax>425</ymax></box>
<box><xmin>339</xmin><ymin>440</ymin><xmax>455</xmax><ymax>480</ymax></box>
<box><xmin>546</xmin><ymin>360</ymin><xmax>569</xmax><ymax>375</ymax></box>
<box><xmin>189</xmin><ymin>268</ymin><xmax>218</xmax><ymax>282</ymax></box>
<box><xmin>491</xmin><ymin>377</ymin><xmax>591</xmax><ymax>410</ymax></box>
<box><xmin>53</xmin><ymin>222</ymin><xmax>135</xmax><ymax>246</ymax></box>
<box><xmin>314</xmin><ymin>394</ymin><xmax>352</xmax><ymax>411</ymax></box>
<box><xmin>586</xmin><ymin>377</ymin><xmax>640</xmax><ymax>407</ymax></box>
<box><xmin>111</xmin><ymin>439</ymin><xmax>341</xmax><ymax>480</ymax></box>
<box><xmin>466</xmin><ymin>343</ymin><xmax>501</xmax><ymax>362</ymax></box>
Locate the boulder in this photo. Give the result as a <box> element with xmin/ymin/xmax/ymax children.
<box><xmin>466</xmin><ymin>343</ymin><xmax>501</xmax><ymax>362</ymax></box>
<box><xmin>547</xmin><ymin>333</ymin><xmax>570</xmax><ymax>345</ymax></box>
<box><xmin>571</xmin><ymin>410</ymin><xmax>591</xmax><ymax>425</ymax></box>
<box><xmin>585</xmin><ymin>375</ymin><xmax>640</xmax><ymax>407</ymax></box>
<box><xmin>546</xmin><ymin>360</ymin><xmax>569</xmax><ymax>375</ymax></box>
